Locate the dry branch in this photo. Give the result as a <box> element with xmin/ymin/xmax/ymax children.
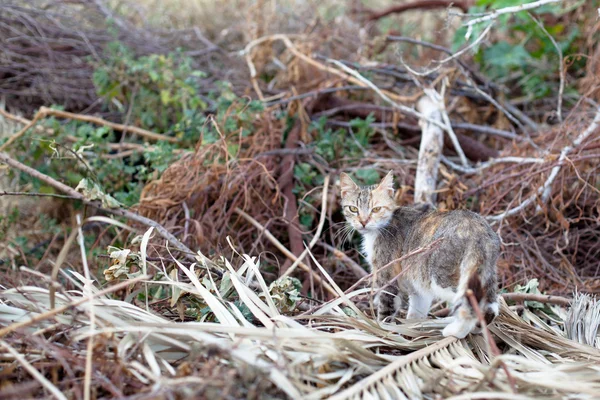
<box><xmin>0</xmin><ymin>107</ymin><xmax>177</xmax><ymax>153</ymax></box>
<box><xmin>414</xmin><ymin>96</ymin><xmax>444</xmax><ymax>204</ymax></box>
<box><xmin>463</xmin><ymin>0</ymin><xmax>563</xmax><ymax>39</ymax></box>
<box><xmin>233</xmin><ymin>207</ymin><xmax>337</xmax><ymax>297</ymax></box>
<box><xmin>0</xmin><ymin>151</ymin><xmax>195</xmax><ymax>260</ymax></box>
<box><xmin>488</xmin><ymin>106</ymin><xmax>600</xmax><ymax>221</ymax></box>
<box><xmin>367</xmin><ymin>0</ymin><xmax>472</xmax><ymax>21</ymax></box>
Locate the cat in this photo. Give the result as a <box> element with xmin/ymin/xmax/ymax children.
<box><xmin>339</xmin><ymin>171</ymin><xmax>500</xmax><ymax>338</ymax></box>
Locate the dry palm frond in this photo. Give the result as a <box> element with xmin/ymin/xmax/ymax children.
<box><xmin>2</xmin><ymin>235</ymin><xmax>600</xmax><ymax>399</ymax></box>
<box><xmin>565</xmin><ymin>291</ymin><xmax>600</xmax><ymax>349</ymax></box>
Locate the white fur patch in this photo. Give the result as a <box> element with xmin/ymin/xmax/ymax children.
<box><xmin>442</xmin><ymin>316</ymin><xmax>478</xmax><ymax>339</ymax></box>
<box><xmin>394</xmin><ymin>295</ymin><xmax>403</xmax><ymax>311</ymax></box>
<box><xmin>431</xmin><ymin>279</ymin><xmax>456</xmax><ymax>303</ymax></box>
<box><xmin>488</xmin><ymin>302</ymin><xmax>499</xmax><ymax>316</ymax></box>
<box><xmin>361</xmin><ymin>232</ymin><xmax>377</xmax><ymax>267</ymax></box>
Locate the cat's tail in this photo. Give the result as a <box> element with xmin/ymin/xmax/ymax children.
<box><xmin>442</xmin><ymin>271</ymin><xmax>499</xmax><ymax>339</ymax></box>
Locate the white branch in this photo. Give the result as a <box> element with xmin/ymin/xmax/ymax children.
<box><xmin>442</xmin><ymin>155</ymin><xmax>544</xmax><ymax>174</ymax></box>
<box><xmin>415</xmin><ymin>96</ymin><xmax>444</xmax><ymax>204</ymax></box>
<box><xmin>424</xmin><ymin>85</ymin><xmax>468</xmax><ymax>167</ymax></box>
<box><xmin>488</xmin><ymin>106</ymin><xmax>600</xmax><ymax>222</ymax></box>
<box><xmin>464</xmin><ymin>0</ymin><xmax>563</xmax><ymax>39</ymax></box>
<box><xmin>539</xmin><ymin>106</ymin><xmax>600</xmax><ymax>203</ymax></box>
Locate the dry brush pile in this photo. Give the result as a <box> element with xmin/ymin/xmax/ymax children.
<box><xmin>1</xmin><ymin>0</ymin><xmax>600</xmax><ymax>398</ymax></box>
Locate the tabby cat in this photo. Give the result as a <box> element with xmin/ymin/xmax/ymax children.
<box><xmin>339</xmin><ymin>171</ymin><xmax>500</xmax><ymax>338</ymax></box>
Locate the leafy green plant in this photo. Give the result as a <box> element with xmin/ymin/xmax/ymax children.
<box><xmin>92</xmin><ymin>42</ymin><xmax>208</xmax><ymax>132</ymax></box>
<box><xmin>453</xmin><ymin>0</ymin><xmax>584</xmax><ymax>99</ymax></box>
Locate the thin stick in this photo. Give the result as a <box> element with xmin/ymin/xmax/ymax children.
<box><xmin>463</xmin><ymin>0</ymin><xmax>562</xmax><ymax>39</ymax></box>
<box><xmin>0</xmin><ymin>106</ymin><xmax>177</xmax><ymax>153</ymax></box>
<box><xmin>402</xmin><ymin>23</ymin><xmax>495</xmax><ymax>77</ymax></box>
<box><xmin>502</xmin><ymin>292</ymin><xmax>571</xmax><ymax>306</ymax></box>
<box><xmin>0</xmin><ymin>274</ymin><xmax>149</xmax><ymax>338</ymax></box>
<box><xmin>233</xmin><ymin>207</ymin><xmax>337</xmax><ymax>297</ymax></box>
<box><xmin>316</xmin><ymin>241</ymin><xmax>367</xmax><ymax>278</ymax></box>
<box><xmin>282</xmin><ymin>175</ymin><xmax>330</xmax><ymax>278</ymax></box>
<box><xmin>0</xmin><ymin>111</ymin><xmax>45</xmax><ymax>152</ymax></box>
<box><xmin>466</xmin><ymin>290</ymin><xmax>517</xmax><ymax>392</ymax></box>
<box><xmin>75</xmin><ymin>214</ymin><xmax>95</xmax><ymax>400</ymax></box>
<box><xmin>442</xmin><ymin>155</ymin><xmax>544</xmax><ymax>174</ymax></box>
<box><xmin>0</xmin><ymin>191</ymin><xmax>79</xmax><ymax>199</ymax></box>
<box><xmin>528</xmin><ymin>12</ymin><xmax>564</xmax><ymax>122</ymax></box>
<box><xmin>488</xmin><ymin>106</ymin><xmax>600</xmax><ymax>221</ymax></box>
<box><xmin>0</xmin><ymin>340</ymin><xmax>68</xmax><ymax>400</ymax></box>
<box><xmin>0</xmin><ymin>151</ymin><xmax>196</xmax><ymax>261</ymax></box>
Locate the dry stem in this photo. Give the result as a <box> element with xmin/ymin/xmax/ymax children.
<box><xmin>233</xmin><ymin>207</ymin><xmax>337</xmax><ymax>297</ymax></box>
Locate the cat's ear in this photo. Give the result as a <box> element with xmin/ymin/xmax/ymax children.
<box><xmin>340</xmin><ymin>173</ymin><xmax>359</xmax><ymax>196</ymax></box>
<box><xmin>375</xmin><ymin>170</ymin><xmax>394</xmax><ymax>196</ymax></box>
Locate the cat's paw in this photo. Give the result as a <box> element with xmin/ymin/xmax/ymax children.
<box><xmin>442</xmin><ymin>318</ymin><xmax>476</xmax><ymax>339</ymax></box>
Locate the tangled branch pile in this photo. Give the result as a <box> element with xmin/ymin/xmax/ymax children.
<box><xmin>2</xmin><ymin>0</ymin><xmax>600</xmax><ymax>398</ymax></box>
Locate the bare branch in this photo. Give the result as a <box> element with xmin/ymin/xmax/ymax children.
<box><xmin>463</xmin><ymin>0</ymin><xmax>563</xmax><ymax>39</ymax></box>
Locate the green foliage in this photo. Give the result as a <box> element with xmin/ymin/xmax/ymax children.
<box><xmin>92</xmin><ymin>42</ymin><xmax>208</xmax><ymax>132</ymax></box>
<box><xmin>0</xmin><ymin>207</ymin><xmax>20</xmax><ymax>241</ymax></box>
<box><xmin>293</xmin><ymin>115</ymin><xmax>377</xmax><ymax>230</ymax></box>
<box><xmin>454</xmin><ymin>0</ymin><xmax>583</xmax><ymax>99</ymax></box>
<box><xmin>310</xmin><ymin>114</ymin><xmax>375</xmax><ymax>164</ymax></box>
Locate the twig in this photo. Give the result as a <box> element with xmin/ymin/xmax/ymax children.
<box><xmin>488</xmin><ymin>106</ymin><xmax>600</xmax><ymax>221</ymax></box>
<box><xmin>466</xmin><ymin>290</ymin><xmax>517</xmax><ymax>392</ymax></box>
<box><xmin>0</xmin><ymin>151</ymin><xmax>196</xmax><ymax>262</ymax></box>
<box><xmin>528</xmin><ymin>12</ymin><xmax>564</xmax><ymax>122</ymax></box>
<box><xmin>401</xmin><ymin>23</ymin><xmax>494</xmax><ymax>77</ymax></box>
<box><xmin>316</xmin><ymin>241</ymin><xmax>367</xmax><ymax>278</ymax></box>
<box><xmin>0</xmin><ymin>110</ymin><xmax>45</xmax><ymax>152</ymax></box>
<box><xmin>451</xmin><ymin>122</ymin><xmax>519</xmax><ymax>140</ymax></box>
<box><xmin>278</xmin><ymin>122</ymin><xmax>304</xmax><ymax>273</ymax></box>
<box><xmin>0</xmin><ymin>191</ymin><xmax>79</xmax><ymax>199</ymax></box>
<box><xmin>367</xmin><ymin>0</ymin><xmax>471</xmax><ymax>21</ymax></box>
<box><xmin>502</xmin><ymin>292</ymin><xmax>571</xmax><ymax>306</ymax></box>
<box><xmin>463</xmin><ymin>0</ymin><xmax>563</xmax><ymax>39</ymax></box>
<box><xmin>282</xmin><ymin>175</ymin><xmax>330</xmax><ymax>278</ymax></box>
<box><xmin>0</xmin><ymin>274</ymin><xmax>150</xmax><ymax>338</ymax></box>
<box><xmin>0</xmin><ymin>340</ymin><xmax>67</xmax><ymax>400</ymax></box>
<box><xmin>233</xmin><ymin>207</ymin><xmax>338</xmax><ymax>297</ymax></box>
<box><xmin>0</xmin><ymin>106</ymin><xmax>177</xmax><ymax>153</ymax></box>
<box><xmin>76</xmin><ymin>214</ymin><xmax>94</xmax><ymax>400</ymax></box>
<box><xmin>242</xmin><ymin>34</ymin><xmax>414</xmax><ymax>105</ymax></box>
<box><xmin>441</xmin><ymin>155</ymin><xmax>544</xmax><ymax>174</ymax></box>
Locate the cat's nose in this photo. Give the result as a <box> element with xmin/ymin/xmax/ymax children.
<box><xmin>359</xmin><ymin>219</ymin><xmax>368</xmax><ymax>227</ymax></box>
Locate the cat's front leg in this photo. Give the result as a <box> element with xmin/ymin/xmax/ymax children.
<box><xmin>406</xmin><ymin>293</ymin><xmax>433</xmax><ymax>320</ymax></box>
<box><xmin>376</xmin><ymin>285</ymin><xmax>402</xmax><ymax>322</ymax></box>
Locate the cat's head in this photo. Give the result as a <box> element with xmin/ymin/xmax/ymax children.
<box><xmin>339</xmin><ymin>171</ymin><xmax>397</xmax><ymax>234</ymax></box>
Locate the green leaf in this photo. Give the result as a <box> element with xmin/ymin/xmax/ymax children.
<box><xmin>354</xmin><ymin>169</ymin><xmax>381</xmax><ymax>186</ymax></box>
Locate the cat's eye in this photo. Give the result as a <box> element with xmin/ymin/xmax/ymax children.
<box><xmin>372</xmin><ymin>207</ymin><xmax>382</xmax><ymax>213</ymax></box>
<box><xmin>348</xmin><ymin>206</ymin><xmax>359</xmax><ymax>213</ymax></box>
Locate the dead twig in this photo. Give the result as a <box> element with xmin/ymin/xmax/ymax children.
<box><xmin>488</xmin><ymin>106</ymin><xmax>600</xmax><ymax>221</ymax></box>
<box><xmin>462</xmin><ymin>0</ymin><xmax>562</xmax><ymax>39</ymax></box>
<box><xmin>0</xmin><ymin>151</ymin><xmax>196</xmax><ymax>261</ymax></box>
<box><xmin>233</xmin><ymin>207</ymin><xmax>338</xmax><ymax>297</ymax></box>
<box><xmin>0</xmin><ymin>106</ymin><xmax>177</xmax><ymax>153</ymax></box>
<box><xmin>502</xmin><ymin>292</ymin><xmax>571</xmax><ymax>307</ymax></box>
<box><xmin>366</xmin><ymin>0</ymin><xmax>471</xmax><ymax>21</ymax></box>
<box><xmin>466</xmin><ymin>290</ymin><xmax>517</xmax><ymax>392</ymax></box>
<box><xmin>282</xmin><ymin>175</ymin><xmax>330</xmax><ymax>278</ymax></box>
